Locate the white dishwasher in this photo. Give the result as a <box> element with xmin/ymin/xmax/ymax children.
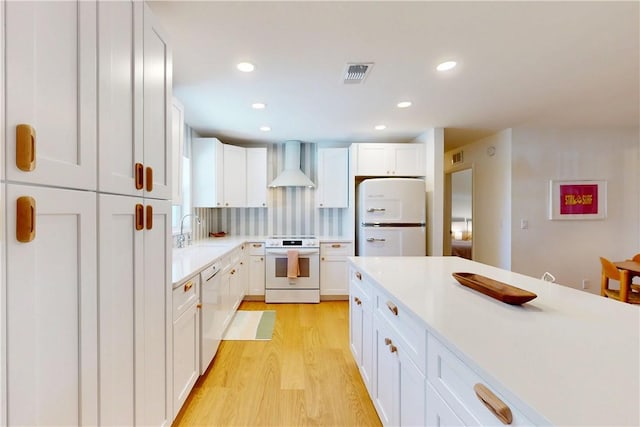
<box><xmin>199</xmin><ymin>261</ymin><xmax>221</xmax><ymax>374</ymax></box>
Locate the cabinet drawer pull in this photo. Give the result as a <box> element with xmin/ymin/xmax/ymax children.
<box><xmin>135</xmin><ymin>204</ymin><xmax>144</xmax><ymax>231</ymax></box>
<box><xmin>386</xmin><ymin>301</ymin><xmax>398</xmax><ymax>316</ymax></box>
<box><xmin>16</xmin><ymin>196</ymin><xmax>36</xmax><ymax>243</ymax></box>
<box><xmin>146</xmin><ymin>205</ymin><xmax>153</xmax><ymax>230</ymax></box>
<box><xmin>252</xmin><ymin>243</ymin><xmax>262</xmax><ymax>248</ymax></box>
<box><xmin>355</xmin><ymin>271</ymin><xmax>362</xmax><ymax>280</ymax></box>
<box><xmin>184</xmin><ymin>281</ymin><xmax>193</xmax><ymax>292</ymax></box>
<box><xmin>321</xmin><ymin>257</ymin><xmax>325</xmax><ymax>261</ymax></box>
<box><xmin>366</xmin><ymin>208</ymin><xmax>386</xmax><ymax>213</ymax></box>
<box><xmin>16</xmin><ymin>124</ymin><xmax>36</xmax><ymax>171</ymax></box>
<box><xmin>473</xmin><ymin>383</ymin><xmax>513</xmax><ymax>425</ymax></box>
<box><xmin>366</xmin><ymin>237</ymin><xmax>386</xmax><ymax>242</ymax></box>
<box><xmin>353</xmin><ymin>296</ymin><xmax>362</xmax><ymax>305</ymax></box>
<box><xmin>389</xmin><ymin>344</ymin><xmax>397</xmax><ymax>354</ymax></box>
<box><xmin>384</xmin><ymin>337</ymin><xmax>392</xmax><ymax>346</ymax></box>
<box><xmin>145</xmin><ymin>166</ymin><xmax>153</xmax><ymax>192</ymax></box>
<box><xmin>135</xmin><ymin>163</ymin><xmax>144</xmax><ymax>190</ymax></box>
<box><xmin>331</xmin><ymin>243</ymin><xmax>341</xmax><ymax>248</ymax></box>
<box><xmin>197</xmin><ymin>303</ymin><xmax>202</xmax><ymax>309</ymax></box>
<box><xmin>230</xmin><ymin>269</ymin><xmax>236</xmax><ymax>275</ymax></box>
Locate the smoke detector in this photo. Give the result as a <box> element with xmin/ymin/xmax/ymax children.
<box><xmin>343</xmin><ymin>62</ymin><xmax>374</xmax><ymax>84</ymax></box>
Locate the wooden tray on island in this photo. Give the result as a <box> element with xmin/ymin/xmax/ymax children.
<box><xmin>452</xmin><ymin>272</ymin><xmax>537</xmax><ymax>305</ymax></box>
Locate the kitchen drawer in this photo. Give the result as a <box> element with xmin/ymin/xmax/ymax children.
<box><xmin>427</xmin><ymin>333</ymin><xmax>535</xmax><ymax>426</ymax></box>
<box><xmin>173</xmin><ymin>275</ymin><xmax>199</xmax><ymax>320</ymax></box>
<box><xmin>248</xmin><ymin>242</ymin><xmax>265</xmax><ymax>256</ymax></box>
<box><xmin>374</xmin><ymin>287</ymin><xmax>426</xmax><ymax>373</ymax></box>
<box><xmin>320</xmin><ymin>242</ymin><xmax>353</xmax><ymax>256</ymax></box>
<box><xmin>350</xmin><ymin>268</ymin><xmax>373</xmax><ymax>299</ymax></box>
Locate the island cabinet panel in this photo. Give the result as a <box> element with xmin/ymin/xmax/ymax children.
<box><xmin>349</xmin><ymin>267</ymin><xmax>374</xmax><ymax>394</ymax></box>
<box><xmin>426</xmin><ymin>333</ymin><xmax>535</xmax><ymax>426</ymax></box>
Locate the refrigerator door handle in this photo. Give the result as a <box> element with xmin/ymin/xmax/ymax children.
<box><xmin>366</xmin><ymin>237</ymin><xmax>387</xmax><ymax>242</ymax></box>
<box><xmin>366</xmin><ymin>207</ymin><xmax>386</xmax><ymax>213</ymax></box>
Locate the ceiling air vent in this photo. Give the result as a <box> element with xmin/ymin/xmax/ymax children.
<box><xmin>343</xmin><ymin>63</ymin><xmax>373</xmax><ymax>84</ymax></box>
<box><xmin>452</xmin><ymin>151</ymin><xmax>464</xmax><ymax>165</ymax></box>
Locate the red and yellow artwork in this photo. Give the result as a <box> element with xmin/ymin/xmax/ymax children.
<box><xmin>559</xmin><ymin>184</ymin><xmax>598</xmax><ymax>215</ymax></box>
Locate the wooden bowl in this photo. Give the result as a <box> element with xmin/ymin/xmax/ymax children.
<box><xmin>452</xmin><ymin>272</ymin><xmax>537</xmax><ymax>305</ymax></box>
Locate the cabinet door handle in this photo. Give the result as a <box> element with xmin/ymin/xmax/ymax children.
<box><xmin>146</xmin><ymin>205</ymin><xmax>153</xmax><ymax>230</ymax></box>
<box><xmin>473</xmin><ymin>383</ymin><xmax>513</xmax><ymax>425</ymax></box>
<box><xmin>135</xmin><ymin>204</ymin><xmax>144</xmax><ymax>231</ymax></box>
<box><xmin>16</xmin><ymin>124</ymin><xmax>36</xmax><ymax>171</ymax></box>
<box><xmin>366</xmin><ymin>208</ymin><xmax>386</xmax><ymax>213</ymax></box>
<box><xmin>355</xmin><ymin>272</ymin><xmax>362</xmax><ymax>280</ymax></box>
<box><xmin>366</xmin><ymin>237</ymin><xmax>386</xmax><ymax>242</ymax></box>
<box><xmin>135</xmin><ymin>163</ymin><xmax>144</xmax><ymax>190</ymax></box>
<box><xmin>184</xmin><ymin>281</ymin><xmax>193</xmax><ymax>292</ymax></box>
<box><xmin>16</xmin><ymin>196</ymin><xmax>36</xmax><ymax>242</ymax></box>
<box><xmin>321</xmin><ymin>257</ymin><xmax>325</xmax><ymax>261</ymax></box>
<box><xmin>197</xmin><ymin>303</ymin><xmax>202</xmax><ymax>309</ymax></box>
<box><xmin>389</xmin><ymin>344</ymin><xmax>397</xmax><ymax>354</ymax></box>
<box><xmin>145</xmin><ymin>166</ymin><xmax>153</xmax><ymax>192</ymax></box>
<box><xmin>386</xmin><ymin>301</ymin><xmax>398</xmax><ymax>316</ymax></box>
<box><xmin>384</xmin><ymin>337</ymin><xmax>392</xmax><ymax>346</ymax></box>
<box><xmin>331</xmin><ymin>244</ymin><xmax>341</xmax><ymax>248</ymax></box>
<box><xmin>252</xmin><ymin>243</ymin><xmax>262</xmax><ymax>248</ymax></box>
<box><xmin>230</xmin><ymin>269</ymin><xmax>236</xmax><ymax>275</ymax></box>
<box><xmin>353</xmin><ymin>296</ymin><xmax>362</xmax><ymax>305</ymax></box>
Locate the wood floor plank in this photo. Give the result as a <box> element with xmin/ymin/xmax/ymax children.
<box><xmin>173</xmin><ymin>300</ymin><xmax>381</xmax><ymax>426</ymax></box>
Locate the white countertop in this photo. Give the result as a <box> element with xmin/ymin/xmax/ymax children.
<box><xmin>348</xmin><ymin>256</ymin><xmax>640</xmax><ymax>426</ymax></box>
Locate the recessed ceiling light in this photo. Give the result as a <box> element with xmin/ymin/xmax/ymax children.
<box><xmin>237</xmin><ymin>62</ymin><xmax>255</xmax><ymax>72</ymax></box>
<box><xmin>436</xmin><ymin>61</ymin><xmax>457</xmax><ymax>72</ymax></box>
<box><xmin>252</xmin><ymin>102</ymin><xmax>266</xmax><ymax>109</ymax></box>
<box><xmin>374</xmin><ymin>124</ymin><xmax>386</xmax><ymax>130</ymax></box>
<box><xmin>397</xmin><ymin>101</ymin><xmax>412</xmax><ymax>108</ymax></box>
<box><xmin>259</xmin><ymin>126</ymin><xmax>271</xmax><ymax>132</ymax></box>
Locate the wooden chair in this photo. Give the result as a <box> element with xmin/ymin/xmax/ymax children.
<box><xmin>630</xmin><ymin>253</ymin><xmax>640</xmax><ymax>293</ymax></box>
<box><xmin>600</xmin><ymin>257</ymin><xmax>640</xmax><ymax>304</ymax></box>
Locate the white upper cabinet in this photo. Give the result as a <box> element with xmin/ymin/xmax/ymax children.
<box><xmin>98</xmin><ymin>2</ymin><xmax>171</xmax><ymax>200</ymax></box>
<box><xmin>98</xmin><ymin>0</ymin><xmax>142</xmax><ymax>196</ymax></box>
<box><xmin>246</xmin><ymin>147</ymin><xmax>268</xmax><ymax>207</ymax></box>
<box><xmin>192</xmin><ymin>138</ymin><xmax>224</xmax><ymax>207</ymax></box>
<box><xmin>355</xmin><ymin>143</ymin><xmax>425</xmax><ymax>176</ymax></box>
<box><xmin>222</xmin><ymin>144</ymin><xmax>247</xmax><ymax>207</ymax></box>
<box><xmin>317</xmin><ymin>147</ymin><xmax>349</xmax><ymax>208</ymax></box>
<box><xmin>5</xmin><ymin>1</ymin><xmax>97</xmax><ymax>190</ymax></box>
<box><xmin>142</xmin><ymin>3</ymin><xmax>172</xmax><ymax>200</ymax></box>
<box><xmin>171</xmin><ymin>98</ymin><xmax>185</xmax><ymax>204</ymax></box>
<box><xmin>193</xmin><ymin>139</ymin><xmax>268</xmax><ymax>208</ymax></box>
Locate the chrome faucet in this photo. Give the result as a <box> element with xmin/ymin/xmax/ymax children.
<box><xmin>178</xmin><ymin>214</ymin><xmax>201</xmax><ymax>248</ymax></box>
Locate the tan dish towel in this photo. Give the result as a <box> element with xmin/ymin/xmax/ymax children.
<box><xmin>287</xmin><ymin>250</ymin><xmax>300</xmax><ymax>279</ymax></box>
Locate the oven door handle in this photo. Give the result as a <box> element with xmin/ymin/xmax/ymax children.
<box><xmin>266</xmin><ymin>248</ymin><xmax>319</xmax><ymax>256</ymax></box>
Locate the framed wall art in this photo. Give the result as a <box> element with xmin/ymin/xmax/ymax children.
<box><xmin>548</xmin><ymin>180</ymin><xmax>607</xmax><ymax>220</ymax></box>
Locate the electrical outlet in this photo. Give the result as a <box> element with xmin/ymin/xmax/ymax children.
<box><xmin>582</xmin><ymin>279</ymin><xmax>589</xmax><ymax>289</ymax></box>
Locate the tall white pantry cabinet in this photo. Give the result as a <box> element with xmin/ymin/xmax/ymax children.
<box><xmin>1</xmin><ymin>2</ymin><xmax>173</xmax><ymax>426</ymax></box>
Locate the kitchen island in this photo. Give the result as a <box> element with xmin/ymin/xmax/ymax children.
<box><xmin>348</xmin><ymin>256</ymin><xmax>640</xmax><ymax>426</ymax></box>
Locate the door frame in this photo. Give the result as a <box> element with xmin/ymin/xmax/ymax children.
<box><xmin>444</xmin><ymin>164</ymin><xmax>474</xmax><ymax>258</ymax></box>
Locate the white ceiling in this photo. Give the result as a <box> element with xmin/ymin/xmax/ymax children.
<box><xmin>149</xmin><ymin>1</ymin><xmax>639</xmax><ymax>150</ymax></box>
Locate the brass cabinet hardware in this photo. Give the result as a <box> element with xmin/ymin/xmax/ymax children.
<box><xmin>252</xmin><ymin>243</ymin><xmax>262</xmax><ymax>248</ymax></box>
<box><xmin>135</xmin><ymin>204</ymin><xmax>144</xmax><ymax>231</ymax></box>
<box><xmin>384</xmin><ymin>337</ymin><xmax>392</xmax><ymax>346</ymax></box>
<box><xmin>331</xmin><ymin>244</ymin><xmax>341</xmax><ymax>248</ymax></box>
<box><xmin>196</xmin><ymin>303</ymin><xmax>202</xmax><ymax>309</ymax></box>
<box><xmin>16</xmin><ymin>196</ymin><xmax>36</xmax><ymax>242</ymax></box>
<box><xmin>321</xmin><ymin>257</ymin><xmax>325</xmax><ymax>261</ymax></box>
<box><xmin>389</xmin><ymin>344</ymin><xmax>397</xmax><ymax>353</ymax></box>
<box><xmin>473</xmin><ymin>383</ymin><xmax>513</xmax><ymax>425</ymax></box>
<box><xmin>146</xmin><ymin>205</ymin><xmax>153</xmax><ymax>230</ymax></box>
<box><xmin>16</xmin><ymin>124</ymin><xmax>36</xmax><ymax>171</ymax></box>
<box><xmin>355</xmin><ymin>271</ymin><xmax>362</xmax><ymax>280</ymax></box>
<box><xmin>184</xmin><ymin>281</ymin><xmax>193</xmax><ymax>292</ymax></box>
<box><xmin>386</xmin><ymin>301</ymin><xmax>398</xmax><ymax>316</ymax></box>
<box><xmin>260</xmin><ymin>257</ymin><xmax>263</xmax><ymax>261</ymax></box>
<box><xmin>135</xmin><ymin>163</ymin><xmax>144</xmax><ymax>190</ymax></box>
<box><xmin>145</xmin><ymin>166</ymin><xmax>153</xmax><ymax>192</ymax></box>
<box><xmin>353</xmin><ymin>296</ymin><xmax>362</xmax><ymax>305</ymax></box>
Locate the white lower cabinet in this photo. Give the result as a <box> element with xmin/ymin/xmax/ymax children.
<box><xmin>172</xmin><ymin>276</ymin><xmax>200</xmax><ymax>418</ymax></box>
<box><xmin>349</xmin><ymin>268</ymin><xmax>373</xmax><ymax>393</ymax></box>
<box><xmin>6</xmin><ymin>184</ymin><xmax>98</xmax><ymax>426</ymax></box>
<box><xmin>372</xmin><ymin>313</ymin><xmax>426</xmax><ymax>427</ymax></box>
<box><xmin>248</xmin><ymin>242</ymin><xmax>266</xmax><ymax>296</ymax></box>
<box><xmin>320</xmin><ymin>242</ymin><xmax>353</xmax><ymax>297</ymax></box>
<box><xmin>98</xmin><ymin>194</ymin><xmax>172</xmax><ymax>426</ymax></box>
<box><xmin>426</xmin><ymin>382</ymin><xmax>465</xmax><ymax>426</ymax></box>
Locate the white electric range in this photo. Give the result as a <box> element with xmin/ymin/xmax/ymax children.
<box><xmin>264</xmin><ymin>236</ymin><xmax>320</xmax><ymax>303</ymax></box>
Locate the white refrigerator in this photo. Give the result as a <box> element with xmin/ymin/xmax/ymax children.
<box><xmin>357</xmin><ymin>178</ymin><xmax>426</xmax><ymax>256</ymax></box>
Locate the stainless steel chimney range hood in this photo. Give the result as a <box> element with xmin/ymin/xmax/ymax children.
<box><xmin>269</xmin><ymin>141</ymin><xmax>315</xmax><ymax>188</ymax></box>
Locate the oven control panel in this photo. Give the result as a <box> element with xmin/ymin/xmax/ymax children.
<box><xmin>266</xmin><ymin>237</ymin><xmax>319</xmax><ymax>248</ymax></box>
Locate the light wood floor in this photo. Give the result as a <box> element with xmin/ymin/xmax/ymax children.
<box><xmin>173</xmin><ymin>300</ymin><xmax>381</xmax><ymax>426</ymax></box>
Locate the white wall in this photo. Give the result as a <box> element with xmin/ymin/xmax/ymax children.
<box><xmin>445</xmin><ymin>130</ymin><xmax>512</xmax><ymax>269</ymax></box>
<box><xmin>510</xmin><ymin>127</ymin><xmax>640</xmax><ymax>293</ymax></box>
<box><xmin>414</xmin><ymin>128</ymin><xmax>444</xmax><ymax>256</ymax></box>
